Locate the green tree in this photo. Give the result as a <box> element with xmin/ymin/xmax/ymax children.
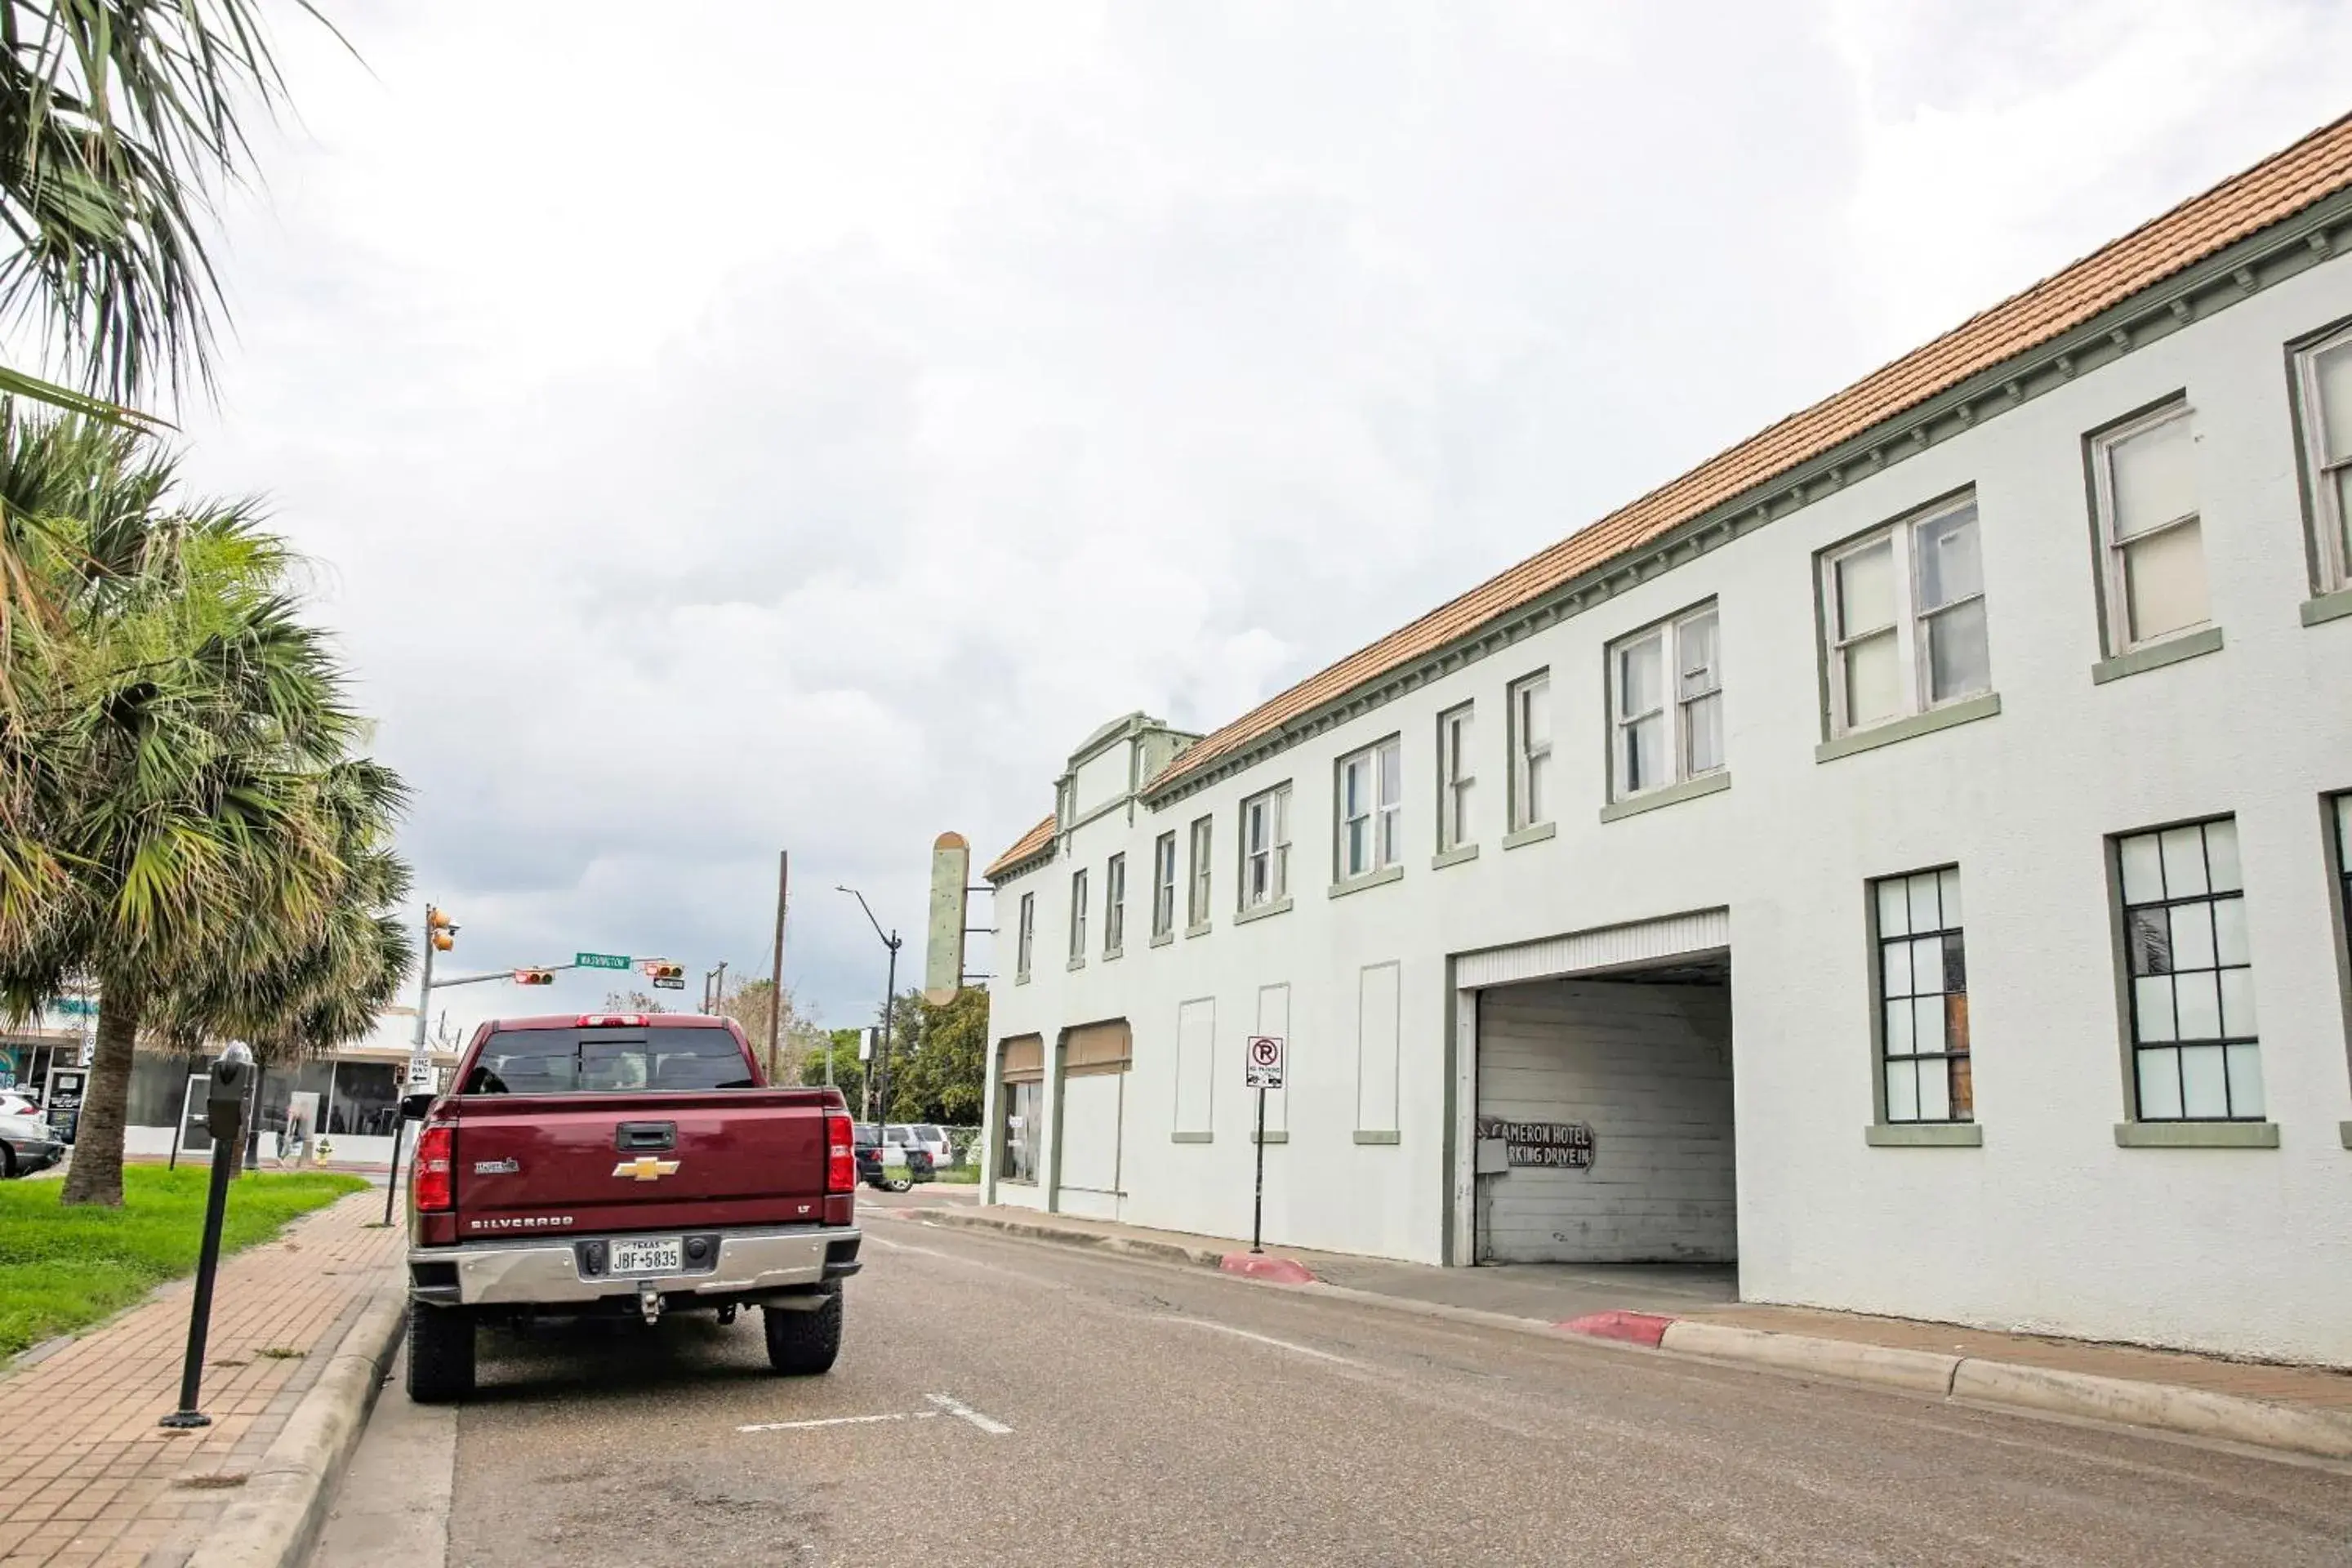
<box><xmin>0</xmin><ymin>408</ymin><xmax>379</xmax><ymax>1205</ymax></box>
<box><xmin>147</xmin><ymin>755</ymin><xmax>413</xmax><ymax>1091</ymax></box>
<box><xmin>799</xmin><ymin>1027</ymin><xmax>865</xmax><ymax>1112</ymax></box>
<box><xmin>887</xmin><ymin>987</ymin><xmax>987</xmax><ymax>1125</ymax></box>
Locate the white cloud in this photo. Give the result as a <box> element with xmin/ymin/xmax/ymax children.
<box><xmin>159</xmin><ymin>0</ymin><xmax>2347</xmax><ymax>1028</ymax></box>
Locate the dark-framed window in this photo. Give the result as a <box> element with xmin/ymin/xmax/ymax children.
<box><xmin>2336</xmin><ymin>795</ymin><xmax>2352</xmax><ymax>948</ymax></box>
<box><xmin>2117</xmin><ymin>817</ymin><xmax>2261</xmax><ymax>1120</ymax></box>
<box><xmin>1873</xmin><ymin>866</ymin><xmax>1970</xmax><ymax>1122</ymax></box>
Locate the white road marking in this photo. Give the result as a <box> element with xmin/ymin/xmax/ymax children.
<box><xmin>737</xmin><ymin>1410</ymin><xmax>942</xmax><ymax>1433</ymax></box>
<box><xmin>1172</xmin><ymin>1320</ymin><xmax>1370</xmax><ymax>1369</ymax></box>
<box><xmin>866</xmin><ymin>1235</ymin><xmax>956</xmax><ymax>1260</ymax></box>
<box><xmin>925</xmin><ymin>1392</ymin><xmax>1013</xmax><ymax>1434</ymax></box>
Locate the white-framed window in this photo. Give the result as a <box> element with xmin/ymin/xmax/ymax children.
<box><xmin>1337</xmin><ymin>737</ymin><xmax>1402</xmax><ymax>880</ymax></box>
<box><xmin>1873</xmin><ymin>866</ymin><xmax>1971</xmax><ymax>1124</ymax></box>
<box><xmin>1067</xmin><ymin>868</ymin><xmax>1088</xmax><ymax>961</ymax></box>
<box><xmin>1104</xmin><ymin>853</ymin><xmax>1125</xmax><ymax>955</ymax></box>
<box><xmin>1437</xmin><ymin>703</ymin><xmax>1475</xmax><ymax>851</ymax></box>
<box><xmin>1015</xmin><ymin>892</ymin><xmax>1036</xmax><ymax>980</ymax></box>
<box><xmin>2117</xmin><ymin>817</ymin><xmax>2261</xmax><ymax>1121</ymax></box>
<box><xmin>1187</xmin><ymin>815</ymin><xmax>1213</xmax><ymax>929</ymax></box>
<box><xmin>1610</xmin><ymin>603</ymin><xmax>1722</xmax><ymax>799</ymax></box>
<box><xmin>1241</xmin><ymin>784</ymin><xmax>1291</xmax><ymax>908</ymax></box>
<box><xmin>1508</xmin><ymin>672</ymin><xmax>1552</xmax><ymax>830</ymax></box>
<box><xmin>2293</xmin><ymin>323</ymin><xmax>2352</xmax><ymax>595</ymax></box>
<box><xmin>1151</xmin><ymin>831</ymin><xmax>1177</xmax><ymax>939</ymax></box>
<box><xmin>1821</xmin><ymin>493</ymin><xmax>1989</xmax><ymax>736</ymax></box>
<box><xmin>2090</xmin><ymin>402</ymin><xmax>2208</xmax><ymax>653</ymax></box>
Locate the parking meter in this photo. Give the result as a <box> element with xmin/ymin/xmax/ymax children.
<box><xmin>206</xmin><ymin>1043</ymin><xmax>252</xmax><ymax>1139</ymax></box>
<box><xmin>163</xmin><ymin>1041</ymin><xmax>254</xmax><ymax>1430</ymax></box>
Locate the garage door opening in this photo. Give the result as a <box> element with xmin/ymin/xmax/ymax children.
<box><xmin>1052</xmin><ymin>1019</ymin><xmax>1131</xmax><ymax>1220</ymax></box>
<box><xmin>1471</xmin><ymin>951</ymin><xmax>1734</xmax><ymax>1267</ymax></box>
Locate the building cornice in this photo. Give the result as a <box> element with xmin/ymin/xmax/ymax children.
<box><xmin>1139</xmin><ymin>188</ymin><xmax>2352</xmax><ymax>811</ymax></box>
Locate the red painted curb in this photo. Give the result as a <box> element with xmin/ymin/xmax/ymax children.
<box><xmin>1556</xmin><ymin>1310</ymin><xmax>1676</xmax><ymax>1348</ymax></box>
<box><xmin>1220</xmin><ymin>1253</ymin><xmax>1317</xmax><ymax>1285</ymax></box>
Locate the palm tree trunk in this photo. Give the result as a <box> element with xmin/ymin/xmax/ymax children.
<box><xmin>60</xmin><ymin>985</ymin><xmax>141</xmax><ymax>1206</ymax></box>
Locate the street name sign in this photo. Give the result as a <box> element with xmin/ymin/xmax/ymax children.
<box><xmin>1244</xmin><ymin>1035</ymin><xmax>1285</xmax><ymax>1089</ymax></box>
<box><xmin>575</xmin><ymin>952</ymin><xmax>631</xmax><ymax>970</ymax></box>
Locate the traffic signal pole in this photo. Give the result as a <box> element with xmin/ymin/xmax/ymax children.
<box><xmin>385</xmin><ymin>899</ymin><xmax>579</xmax><ymax>1224</ymax></box>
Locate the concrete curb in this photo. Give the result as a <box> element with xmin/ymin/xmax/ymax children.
<box><xmin>1948</xmin><ymin>1358</ymin><xmax>2352</xmax><ymax>1460</ymax></box>
<box><xmin>184</xmin><ymin>1287</ymin><xmax>408</xmax><ymax>1568</ymax></box>
<box><xmin>902</xmin><ymin>1206</ymin><xmax>1233</xmax><ymax>1269</ymax></box>
<box><xmin>901</xmin><ymin>1205</ymin><xmax>2352</xmax><ymax>1462</ymax></box>
<box><xmin>1658</xmin><ymin>1321</ymin><xmax>1962</xmax><ymax>1396</ymax></box>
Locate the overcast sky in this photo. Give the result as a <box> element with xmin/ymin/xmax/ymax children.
<box><xmin>162</xmin><ymin>0</ymin><xmax>2350</xmax><ymax>1036</ymax></box>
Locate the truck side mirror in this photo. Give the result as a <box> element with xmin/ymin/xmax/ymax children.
<box><xmin>206</xmin><ymin>1045</ymin><xmax>253</xmax><ymax>1139</ymax></box>
<box><xmin>399</xmin><ymin>1091</ymin><xmax>435</xmax><ymax>1121</ymax></box>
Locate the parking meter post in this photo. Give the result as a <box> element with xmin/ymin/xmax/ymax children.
<box><xmin>161</xmin><ymin>1045</ymin><xmax>251</xmax><ymax>1429</ymax></box>
<box><xmin>381</xmin><ymin>1120</ymin><xmax>404</xmax><ymax>1226</ymax></box>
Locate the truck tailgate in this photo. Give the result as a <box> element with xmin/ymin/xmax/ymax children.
<box><xmin>450</xmin><ymin>1090</ymin><xmax>835</xmax><ymax>1236</ymax></box>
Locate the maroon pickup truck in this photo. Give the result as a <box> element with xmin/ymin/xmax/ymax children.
<box><xmin>402</xmin><ymin>1012</ymin><xmax>860</xmax><ymax>1403</ymax></box>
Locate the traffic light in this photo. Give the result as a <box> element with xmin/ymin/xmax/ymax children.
<box><xmin>513</xmin><ymin>969</ymin><xmax>555</xmax><ymax>986</ymax></box>
<box><xmin>646</xmin><ymin>960</ymin><xmax>685</xmax><ymax>991</ymax></box>
<box><xmin>426</xmin><ymin>905</ymin><xmax>458</xmax><ymax>952</ymax></box>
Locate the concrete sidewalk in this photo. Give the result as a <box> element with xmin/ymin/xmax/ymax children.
<box><xmin>893</xmin><ymin>1202</ymin><xmax>2352</xmax><ymax>1460</ymax></box>
<box><xmin>0</xmin><ymin>1191</ymin><xmax>405</xmax><ymax>1567</ymax></box>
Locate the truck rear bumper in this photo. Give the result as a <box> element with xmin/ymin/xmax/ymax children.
<box><xmin>410</xmin><ymin>1224</ymin><xmax>861</xmax><ymax>1309</ymax></box>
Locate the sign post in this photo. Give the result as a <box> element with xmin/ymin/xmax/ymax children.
<box><xmin>1243</xmin><ymin>1035</ymin><xmax>1285</xmax><ymax>1254</ymax></box>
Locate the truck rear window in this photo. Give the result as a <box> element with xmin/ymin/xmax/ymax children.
<box><xmin>461</xmin><ymin>1028</ymin><xmax>755</xmax><ymax>1095</ymax></box>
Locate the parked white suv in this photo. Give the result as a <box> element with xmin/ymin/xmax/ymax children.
<box><xmin>889</xmin><ymin>1125</ymin><xmax>954</xmax><ymax>1169</ymax></box>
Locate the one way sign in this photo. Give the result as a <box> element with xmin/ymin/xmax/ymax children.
<box><xmin>1245</xmin><ymin>1035</ymin><xmax>1285</xmax><ymax>1089</ymax></box>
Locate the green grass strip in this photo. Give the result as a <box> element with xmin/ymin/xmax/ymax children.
<box><xmin>0</xmin><ymin>1164</ymin><xmax>368</xmax><ymax>1359</ymax></box>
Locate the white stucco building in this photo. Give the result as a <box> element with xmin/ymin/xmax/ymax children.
<box><xmin>978</xmin><ymin>116</ymin><xmax>2352</xmax><ymax>1366</ymax></box>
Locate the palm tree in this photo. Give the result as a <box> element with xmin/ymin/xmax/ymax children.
<box><xmin>149</xmin><ymin>755</ymin><xmax>413</xmax><ymax>1122</ymax></box>
<box><xmin>0</xmin><ymin>0</ymin><xmax>322</xmax><ymax>419</ymax></box>
<box><xmin>0</xmin><ymin>2</ymin><xmax>332</xmax><ymax>692</ymax></box>
<box><xmin>0</xmin><ymin>404</ymin><xmax>381</xmax><ymax>1205</ymax></box>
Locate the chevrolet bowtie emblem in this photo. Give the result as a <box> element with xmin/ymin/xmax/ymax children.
<box><xmin>612</xmin><ymin>1156</ymin><xmax>681</xmax><ymax>1182</ymax></box>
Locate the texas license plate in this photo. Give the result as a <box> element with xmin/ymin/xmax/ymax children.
<box><xmin>608</xmin><ymin>1236</ymin><xmax>683</xmax><ymax>1276</ymax></box>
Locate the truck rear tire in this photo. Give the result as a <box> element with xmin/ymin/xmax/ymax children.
<box><xmin>762</xmin><ymin>1286</ymin><xmax>841</xmax><ymax>1375</ymax></box>
<box><xmin>407</xmin><ymin>1304</ymin><xmax>475</xmax><ymax>1404</ymax></box>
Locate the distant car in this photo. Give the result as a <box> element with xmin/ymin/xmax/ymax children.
<box><xmin>853</xmin><ymin>1124</ymin><xmax>929</xmax><ymax>1192</ymax></box>
<box><xmin>0</xmin><ymin>1112</ymin><xmax>62</xmax><ymax>1177</ymax></box>
<box><xmin>0</xmin><ymin>1090</ymin><xmax>38</xmax><ymax>1119</ymax></box>
<box><xmin>901</xmin><ymin>1124</ymin><xmax>954</xmax><ymax>1168</ymax></box>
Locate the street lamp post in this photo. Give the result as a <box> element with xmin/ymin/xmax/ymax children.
<box><xmin>836</xmin><ymin>887</ymin><xmax>902</xmax><ymax>1121</ymax></box>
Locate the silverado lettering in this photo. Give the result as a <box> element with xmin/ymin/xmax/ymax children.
<box><xmin>466</xmin><ymin>1215</ymin><xmax>573</xmax><ymax>1230</ymax></box>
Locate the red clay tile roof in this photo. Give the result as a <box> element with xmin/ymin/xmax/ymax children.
<box><xmin>1134</xmin><ymin>110</ymin><xmax>2352</xmax><ymax>799</ymax></box>
<box><xmin>984</xmin><ymin>813</ymin><xmax>1057</xmax><ymax>881</ymax></box>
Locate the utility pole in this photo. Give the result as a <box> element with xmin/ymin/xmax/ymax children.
<box><xmin>387</xmin><ymin>904</ymin><xmax>453</xmax><ymax>1224</ymax></box>
<box><xmin>768</xmin><ymin>851</ymin><xmax>789</xmax><ymax>1085</ymax></box>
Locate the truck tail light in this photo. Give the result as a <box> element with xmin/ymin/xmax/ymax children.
<box><xmin>826</xmin><ymin>1111</ymin><xmax>854</xmax><ymax>1195</ymax></box>
<box><xmin>414</xmin><ymin>1123</ymin><xmax>456</xmax><ymax>1213</ymax></box>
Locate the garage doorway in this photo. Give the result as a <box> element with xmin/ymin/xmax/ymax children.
<box><xmin>1458</xmin><ymin>911</ymin><xmax>1735</xmax><ymax>1267</ymax></box>
<box><xmin>1051</xmin><ymin>1019</ymin><xmax>1131</xmax><ymax>1220</ymax></box>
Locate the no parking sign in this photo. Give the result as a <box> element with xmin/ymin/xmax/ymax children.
<box><xmin>1244</xmin><ymin>1035</ymin><xmax>1285</xmax><ymax>1089</ymax></box>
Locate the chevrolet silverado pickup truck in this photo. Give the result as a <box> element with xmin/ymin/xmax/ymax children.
<box><xmin>403</xmin><ymin>1012</ymin><xmax>860</xmax><ymax>1403</ymax></box>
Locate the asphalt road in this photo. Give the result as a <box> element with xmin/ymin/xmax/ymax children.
<box><xmin>321</xmin><ymin>1206</ymin><xmax>2352</xmax><ymax>1567</ymax></box>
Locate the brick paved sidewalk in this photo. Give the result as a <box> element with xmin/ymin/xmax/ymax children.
<box><xmin>0</xmin><ymin>1191</ymin><xmax>403</xmax><ymax>1568</ymax></box>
